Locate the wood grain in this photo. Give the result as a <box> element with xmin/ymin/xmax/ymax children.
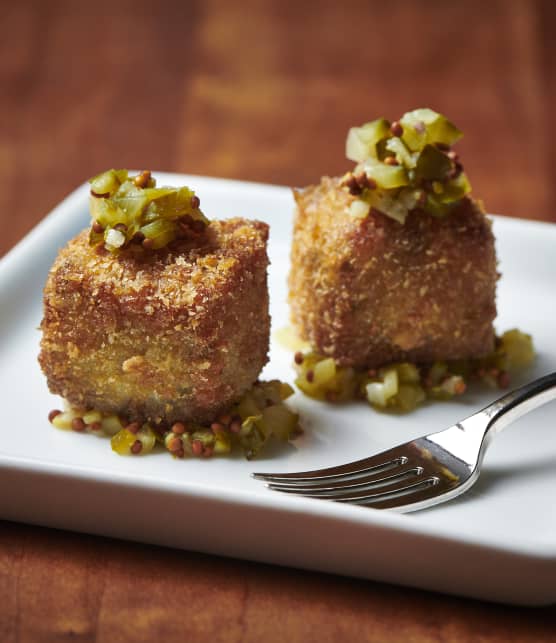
<box><xmin>1</xmin><ymin>521</ymin><xmax>555</xmax><ymax>643</ymax></box>
<box><xmin>1</xmin><ymin>0</ymin><xmax>555</xmax><ymax>259</ymax></box>
<box><xmin>1</xmin><ymin>0</ymin><xmax>555</xmax><ymax>640</ymax></box>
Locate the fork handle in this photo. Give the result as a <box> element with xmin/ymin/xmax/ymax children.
<box><xmin>482</xmin><ymin>371</ymin><xmax>556</xmax><ymax>435</ymax></box>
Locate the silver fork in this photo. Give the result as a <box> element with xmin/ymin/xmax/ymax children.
<box><xmin>252</xmin><ymin>372</ymin><xmax>556</xmax><ymax>512</ymax></box>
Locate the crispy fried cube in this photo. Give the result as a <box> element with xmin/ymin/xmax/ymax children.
<box><xmin>39</xmin><ymin>218</ymin><xmax>269</xmax><ymax>425</ymax></box>
<box><xmin>289</xmin><ymin>177</ymin><xmax>498</xmax><ymax>368</ymax></box>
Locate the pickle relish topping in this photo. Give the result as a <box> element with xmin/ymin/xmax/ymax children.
<box><xmin>88</xmin><ymin>169</ymin><xmax>209</xmax><ymax>253</ymax></box>
<box><xmin>48</xmin><ymin>380</ymin><xmax>301</xmax><ymax>460</ymax></box>
<box><xmin>293</xmin><ymin>329</ymin><xmax>535</xmax><ymax>412</ymax></box>
<box><xmin>342</xmin><ymin>108</ymin><xmax>472</xmax><ymax>223</ymax></box>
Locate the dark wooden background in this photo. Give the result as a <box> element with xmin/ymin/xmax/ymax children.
<box><xmin>1</xmin><ymin>0</ymin><xmax>555</xmax><ymax>640</ymax></box>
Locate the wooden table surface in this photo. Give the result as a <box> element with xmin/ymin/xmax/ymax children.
<box><xmin>1</xmin><ymin>0</ymin><xmax>555</xmax><ymax>640</ymax></box>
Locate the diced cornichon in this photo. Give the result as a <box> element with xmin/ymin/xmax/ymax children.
<box><xmin>494</xmin><ymin>329</ymin><xmax>535</xmax><ymax>371</ymax></box>
<box><xmin>360</xmin><ymin>159</ymin><xmax>409</xmax><ymax>189</ymax></box>
<box><xmin>438</xmin><ymin>172</ymin><xmax>472</xmax><ymax>204</ymax></box>
<box><xmin>88</xmin><ymin>170</ymin><xmax>208</xmax><ymax>252</ymax></box>
<box><xmin>400</xmin><ymin>108</ymin><xmax>463</xmax><ymax>152</ymax></box>
<box><xmin>413</xmin><ymin>144</ymin><xmax>453</xmax><ymax>182</ymax></box>
<box><xmin>110</xmin><ymin>425</ymin><xmax>156</xmax><ymax>455</ymax></box>
<box><xmin>232</xmin><ymin>380</ymin><xmax>300</xmax><ymax>459</ymax></box>
<box><xmin>90</xmin><ymin>169</ymin><xmax>129</xmax><ymax>196</ymax></box>
<box><xmin>423</xmin><ymin>193</ymin><xmax>454</xmax><ymax>218</ymax></box>
<box><xmin>346</xmin><ymin>118</ymin><xmax>391</xmax><ymax>162</ymax></box>
<box><xmin>366</xmin><ymin>368</ymin><xmax>398</xmax><ymax>407</ymax></box>
<box><xmin>261</xmin><ymin>404</ymin><xmax>299</xmax><ymax>441</ymax></box>
<box><xmin>384</xmin><ymin>137</ymin><xmax>416</xmax><ymax>168</ymax></box>
<box><xmin>139</xmin><ymin>219</ymin><xmax>177</xmax><ymax>250</ymax></box>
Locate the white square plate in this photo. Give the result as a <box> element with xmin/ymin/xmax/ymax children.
<box><xmin>1</xmin><ymin>174</ymin><xmax>555</xmax><ymax>605</ymax></box>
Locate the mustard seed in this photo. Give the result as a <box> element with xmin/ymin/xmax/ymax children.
<box><xmin>172</xmin><ymin>422</ymin><xmax>186</xmax><ymax>434</ymax></box>
<box><xmin>230</xmin><ymin>420</ymin><xmax>242</xmax><ymax>433</ymax></box>
<box><xmin>48</xmin><ymin>409</ymin><xmax>62</xmax><ymax>423</ymax></box>
<box><xmin>355</xmin><ymin>172</ymin><xmax>369</xmax><ymax>188</ymax></box>
<box><xmin>131</xmin><ymin>440</ymin><xmax>143</xmax><ymax>454</ymax></box>
<box><xmin>134</xmin><ymin>170</ymin><xmax>152</xmax><ymax>189</ymax></box>
<box><xmin>168</xmin><ymin>437</ymin><xmax>182</xmax><ymax>453</ymax></box>
<box><xmin>391</xmin><ymin>121</ymin><xmax>403</xmax><ymax>137</ymax></box>
<box><xmin>71</xmin><ymin>417</ymin><xmax>86</xmax><ymax>432</ymax></box>
<box><xmin>342</xmin><ymin>173</ymin><xmax>362</xmax><ymax>195</ymax></box>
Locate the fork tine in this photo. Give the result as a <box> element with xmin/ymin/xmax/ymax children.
<box><xmin>267</xmin><ymin>475</ymin><xmax>440</xmax><ymax>503</ymax></box>
<box><xmin>338</xmin><ymin>477</ymin><xmax>442</xmax><ymax>507</ymax></box>
<box><xmin>252</xmin><ymin>444</ymin><xmax>413</xmax><ymax>484</ymax></box>
<box><xmin>268</xmin><ymin>472</ymin><xmax>463</xmax><ymax>512</ymax></box>
<box><xmin>354</xmin><ymin>474</ymin><xmax>467</xmax><ymax>511</ymax></box>
<box><xmin>266</xmin><ymin>466</ymin><xmax>426</xmax><ymax>495</ymax></box>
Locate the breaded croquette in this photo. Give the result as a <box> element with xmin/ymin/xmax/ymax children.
<box><xmin>289</xmin><ymin>177</ymin><xmax>497</xmax><ymax>368</ymax></box>
<box><xmin>39</xmin><ymin>218</ymin><xmax>270</xmax><ymax>426</ymax></box>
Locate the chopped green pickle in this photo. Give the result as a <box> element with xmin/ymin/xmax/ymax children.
<box><xmin>294</xmin><ymin>329</ymin><xmax>535</xmax><ymax>412</ymax></box>
<box><xmin>359</xmin><ymin>159</ymin><xmax>409</xmax><ymax>189</ymax></box>
<box><xmin>50</xmin><ymin>380</ymin><xmax>300</xmax><ymax>461</ymax></box>
<box><xmin>88</xmin><ymin>169</ymin><xmax>209</xmax><ymax>252</ymax></box>
<box><xmin>384</xmin><ymin>137</ymin><xmax>415</xmax><ymax>168</ymax></box>
<box><xmin>110</xmin><ymin>425</ymin><xmax>156</xmax><ymax>455</ymax></box>
<box><xmin>413</xmin><ymin>144</ymin><xmax>453</xmax><ymax>182</ymax></box>
<box><xmin>400</xmin><ymin>108</ymin><xmax>463</xmax><ymax>151</ymax></box>
<box><xmin>346</xmin><ymin>118</ymin><xmax>392</xmax><ymax>162</ymax></box>
<box><xmin>233</xmin><ymin>380</ymin><xmax>300</xmax><ymax>459</ymax></box>
<box><xmin>343</xmin><ymin>108</ymin><xmax>471</xmax><ymax>223</ymax></box>
<box><xmin>439</xmin><ymin>172</ymin><xmax>472</xmax><ymax>204</ymax></box>
<box><xmin>110</xmin><ymin>428</ymin><xmax>137</xmax><ymax>454</ymax></box>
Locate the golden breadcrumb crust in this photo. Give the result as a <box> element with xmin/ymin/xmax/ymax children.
<box><xmin>39</xmin><ymin>218</ymin><xmax>270</xmax><ymax>425</ymax></box>
<box><xmin>289</xmin><ymin>177</ymin><xmax>498</xmax><ymax>368</ymax></box>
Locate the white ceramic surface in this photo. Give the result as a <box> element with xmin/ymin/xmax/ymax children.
<box><xmin>1</xmin><ymin>174</ymin><xmax>555</xmax><ymax>606</ymax></box>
